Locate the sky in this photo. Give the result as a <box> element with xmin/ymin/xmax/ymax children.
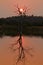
<box><xmin>0</xmin><ymin>0</ymin><xmax>43</xmax><ymax>18</ymax></box>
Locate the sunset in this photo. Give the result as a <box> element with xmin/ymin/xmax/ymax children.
<box><xmin>0</xmin><ymin>0</ymin><xmax>43</xmax><ymax>17</ymax></box>
<box><xmin>0</xmin><ymin>0</ymin><xmax>43</xmax><ymax>65</ymax></box>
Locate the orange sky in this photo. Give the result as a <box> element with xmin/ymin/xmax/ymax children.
<box><xmin>0</xmin><ymin>36</ymin><xmax>43</xmax><ymax>65</ymax></box>
<box><xmin>0</xmin><ymin>0</ymin><xmax>43</xmax><ymax>17</ymax></box>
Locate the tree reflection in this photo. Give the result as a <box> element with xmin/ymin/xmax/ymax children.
<box><xmin>10</xmin><ymin>34</ymin><xmax>33</xmax><ymax>65</ymax></box>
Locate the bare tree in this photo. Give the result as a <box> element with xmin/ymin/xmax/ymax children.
<box><xmin>14</xmin><ymin>4</ymin><xmax>30</xmax><ymax>16</ymax></box>
<box><xmin>9</xmin><ymin>4</ymin><xmax>33</xmax><ymax>65</ymax></box>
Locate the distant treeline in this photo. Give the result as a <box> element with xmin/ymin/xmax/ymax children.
<box><xmin>0</xmin><ymin>16</ymin><xmax>43</xmax><ymax>37</ymax></box>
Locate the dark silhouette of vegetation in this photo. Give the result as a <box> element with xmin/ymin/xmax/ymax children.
<box><xmin>0</xmin><ymin>15</ymin><xmax>41</xmax><ymax>64</ymax></box>
<box><xmin>8</xmin><ymin>15</ymin><xmax>33</xmax><ymax>65</ymax></box>
<box><xmin>0</xmin><ymin>15</ymin><xmax>43</xmax><ymax>37</ymax></box>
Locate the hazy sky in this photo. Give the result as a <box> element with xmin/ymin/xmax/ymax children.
<box><xmin>0</xmin><ymin>0</ymin><xmax>43</xmax><ymax>17</ymax></box>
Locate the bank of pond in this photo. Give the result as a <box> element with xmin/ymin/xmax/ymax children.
<box><xmin>0</xmin><ymin>16</ymin><xmax>43</xmax><ymax>37</ymax></box>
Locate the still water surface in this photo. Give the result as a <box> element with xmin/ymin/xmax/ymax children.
<box><xmin>0</xmin><ymin>36</ymin><xmax>43</xmax><ymax>65</ymax></box>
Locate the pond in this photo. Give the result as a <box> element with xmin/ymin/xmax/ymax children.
<box><xmin>0</xmin><ymin>36</ymin><xmax>43</xmax><ymax>65</ymax></box>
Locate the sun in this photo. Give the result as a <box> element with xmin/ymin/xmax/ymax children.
<box><xmin>20</xmin><ymin>8</ymin><xmax>23</xmax><ymax>12</ymax></box>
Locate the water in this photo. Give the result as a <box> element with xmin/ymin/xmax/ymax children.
<box><xmin>0</xmin><ymin>36</ymin><xmax>43</xmax><ymax>65</ymax></box>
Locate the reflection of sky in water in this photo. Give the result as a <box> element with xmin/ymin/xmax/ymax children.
<box><xmin>0</xmin><ymin>36</ymin><xmax>43</xmax><ymax>65</ymax></box>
